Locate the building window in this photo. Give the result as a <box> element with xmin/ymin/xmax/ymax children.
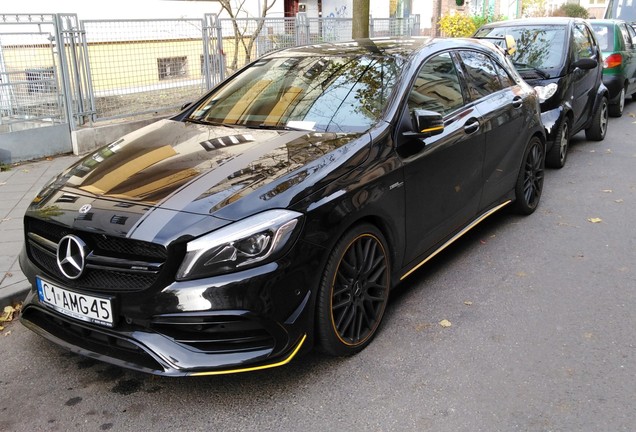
<box><xmin>157</xmin><ymin>56</ymin><xmax>188</xmax><ymax>80</ymax></box>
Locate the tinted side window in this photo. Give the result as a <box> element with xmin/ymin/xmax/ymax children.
<box><xmin>573</xmin><ymin>24</ymin><xmax>595</xmax><ymax>60</ymax></box>
<box><xmin>458</xmin><ymin>51</ymin><xmax>503</xmax><ymax>99</ymax></box>
<box><xmin>627</xmin><ymin>24</ymin><xmax>636</xmax><ymax>44</ymax></box>
<box><xmin>493</xmin><ymin>61</ymin><xmax>514</xmax><ymax>88</ymax></box>
<box><xmin>619</xmin><ymin>24</ymin><xmax>633</xmax><ymax>48</ymax></box>
<box><xmin>407</xmin><ymin>52</ymin><xmax>464</xmax><ymax>115</ymax></box>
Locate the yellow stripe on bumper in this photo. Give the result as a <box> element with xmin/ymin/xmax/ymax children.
<box><xmin>189</xmin><ymin>333</ymin><xmax>307</xmax><ymax>377</ymax></box>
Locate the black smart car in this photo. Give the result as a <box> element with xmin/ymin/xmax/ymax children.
<box><xmin>19</xmin><ymin>38</ymin><xmax>545</xmax><ymax>376</ymax></box>
<box><xmin>476</xmin><ymin>18</ymin><xmax>609</xmax><ymax>169</ymax></box>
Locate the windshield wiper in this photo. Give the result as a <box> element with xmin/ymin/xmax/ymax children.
<box><xmin>512</xmin><ymin>62</ymin><xmax>550</xmax><ymax>79</ymax></box>
<box><xmin>251</xmin><ymin>124</ymin><xmax>306</xmax><ymax>131</ymax></box>
<box><xmin>184</xmin><ymin>118</ymin><xmax>238</xmax><ymax>128</ymax></box>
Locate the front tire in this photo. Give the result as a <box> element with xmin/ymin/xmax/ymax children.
<box><xmin>546</xmin><ymin>117</ymin><xmax>569</xmax><ymax>169</ymax></box>
<box><xmin>585</xmin><ymin>96</ymin><xmax>608</xmax><ymax>141</ymax></box>
<box><xmin>514</xmin><ymin>137</ymin><xmax>545</xmax><ymax>215</ymax></box>
<box><xmin>609</xmin><ymin>87</ymin><xmax>625</xmax><ymax>118</ymax></box>
<box><xmin>316</xmin><ymin>224</ymin><xmax>390</xmax><ymax>356</ymax></box>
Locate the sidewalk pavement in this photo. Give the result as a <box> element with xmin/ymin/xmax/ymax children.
<box><xmin>0</xmin><ymin>154</ymin><xmax>80</xmax><ymax>308</ymax></box>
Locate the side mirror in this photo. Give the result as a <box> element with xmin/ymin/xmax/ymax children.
<box><xmin>403</xmin><ymin>109</ymin><xmax>444</xmax><ymax>139</ymax></box>
<box><xmin>571</xmin><ymin>58</ymin><xmax>598</xmax><ymax>71</ymax></box>
<box><xmin>180</xmin><ymin>101</ymin><xmax>193</xmax><ymax>111</ymax></box>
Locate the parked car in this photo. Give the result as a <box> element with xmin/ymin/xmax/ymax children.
<box><xmin>589</xmin><ymin>19</ymin><xmax>636</xmax><ymax>116</ymax></box>
<box><xmin>476</xmin><ymin>18</ymin><xmax>609</xmax><ymax>169</ymax></box>
<box><xmin>19</xmin><ymin>37</ymin><xmax>545</xmax><ymax>377</ymax></box>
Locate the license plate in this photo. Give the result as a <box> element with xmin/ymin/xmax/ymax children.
<box><xmin>36</xmin><ymin>277</ymin><xmax>114</xmax><ymax>327</ymax></box>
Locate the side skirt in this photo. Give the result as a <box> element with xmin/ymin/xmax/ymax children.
<box><xmin>400</xmin><ymin>200</ymin><xmax>511</xmax><ymax>281</ymax></box>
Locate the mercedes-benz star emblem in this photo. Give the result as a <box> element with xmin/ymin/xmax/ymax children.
<box><xmin>79</xmin><ymin>204</ymin><xmax>92</xmax><ymax>214</ymax></box>
<box><xmin>56</xmin><ymin>235</ymin><xmax>88</xmax><ymax>280</ymax></box>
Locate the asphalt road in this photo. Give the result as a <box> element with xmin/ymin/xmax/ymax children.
<box><xmin>1</xmin><ymin>103</ymin><xmax>635</xmax><ymax>432</ymax></box>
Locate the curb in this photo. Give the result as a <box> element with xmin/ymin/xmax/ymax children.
<box><xmin>0</xmin><ymin>280</ymin><xmax>30</xmax><ymax>309</ymax></box>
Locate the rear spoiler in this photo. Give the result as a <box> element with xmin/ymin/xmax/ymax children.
<box><xmin>473</xmin><ymin>35</ymin><xmax>517</xmax><ymax>56</ymax></box>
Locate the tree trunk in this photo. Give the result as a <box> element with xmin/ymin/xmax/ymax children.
<box><xmin>352</xmin><ymin>0</ymin><xmax>370</xmax><ymax>39</ymax></box>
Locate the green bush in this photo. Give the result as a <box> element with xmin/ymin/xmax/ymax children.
<box><xmin>552</xmin><ymin>4</ymin><xmax>589</xmax><ymax>18</ymax></box>
<box><xmin>438</xmin><ymin>14</ymin><xmax>477</xmax><ymax>37</ymax></box>
<box><xmin>439</xmin><ymin>12</ymin><xmax>506</xmax><ymax>38</ymax></box>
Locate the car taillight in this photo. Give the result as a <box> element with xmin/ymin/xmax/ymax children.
<box><xmin>604</xmin><ymin>53</ymin><xmax>622</xmax><ymax>69</ymax></box>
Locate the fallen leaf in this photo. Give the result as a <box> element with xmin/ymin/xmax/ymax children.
<box><xmin>21</xmin><ymin>169</ymin><xmax>29</xmax><ymax>173</ymax></box>
<box><xmin>615</xmin><ymin>199</ymin><xmax>624</xmax><ymax>203</ymax></box>
<box><xmin>0</xmin><ymin>325</ymin><xmax>3</xmax><ymax>331</ymax></box>
<box><xmin>628</xmin><ymin>112</ymin><xmax>636</xmax><ymax>118</ymax></box>
<box><xmin>4</xmin><ymin>330</ymin><xmax>11</xmax><ymax>336</ymax></box>
<box><xmin>464</xmin><ymin>301</ymin><xmax>473</xmax><ymax>306</ymax></box>
<box><xmin>584</xmin><ymin>332</ymin><xmax>594</xmax><ymax>339</ymax></box>
<box><xmin>605</xmin><ymin>149</ymin><xmax>612</xmax><ymax>154</ymax></box>
<box><xmin>0</xmin><ymin>306</ymin><xmax>16</xmax><ymax>322</ymax></box>
<box><xmin>4</xmin><ymin>272</ymin><xmax>12</xmax><ymax>278</ymax></box>
<box><xmin>480</xmin><ymin>240</ymin><xmax>487</xmax><ymax>245</ymax></box>
<box><xmin>415</xmin><ymin>323</ymin><xmax>431</xmax><ymax>332</ymax></box>
<box><xmin>1</xmin><ymin>218</ymin><xmax>11</xmax><ymax>222</ymax></box>
<box><xmin>587</xmin><ymin>218</ymin><xmax>602</xmax><ymax>224</ymax></box>
<box><xmin>439</xmin><ymin>319</ymin><xmax>452</xmax><ymax>328</ymax></box>
<box><xmin>601</xmin><ymin>189</ymin><xmax>613</xmax><ymax>193</ymax></box>
<box><xmin>516</xmin><ymin>271</ymin><xmax>527</xmax><ymax>277</ymax></box>
<box><xmin>0</xmin><ymin>182</ymin><xmax>6</xmax><ymax>186</ymax></box>
<box><xmin>590</xmin><ymin>150</ymin><xmax>596</xmax><ymax>153</ymax></box>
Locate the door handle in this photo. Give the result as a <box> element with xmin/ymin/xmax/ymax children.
<box><xmin>464</xmin><ymin>119</ymin><xmax>480</xmax><ymax>134</ymax></box>
<box><xmin>512</xmin><ymin>96</ymin><xmax>523</xmax><ymax>108</ymax></box>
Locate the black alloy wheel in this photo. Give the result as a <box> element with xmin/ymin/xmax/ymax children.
<box><xmin>514</xmin><ymin>137</ymin><xmax>545</xmax><ymax>215</ymax></box>
<box><xmin>546</xmin><ymin>117</ymin><xmax>569</xmax><ymax>169</ymax></box>
<box><xmin>316</xmin><ymin>224</ymin><xmax>390</xmax><ymax>356</ymax></box>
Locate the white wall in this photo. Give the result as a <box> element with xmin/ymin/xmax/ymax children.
<box><xmin>0</xmin><ymin>0</ymin><xmax>285</xmax><ymax>19</ymax></box>
<box><xmin>321</xmin><ymin>0</ymin><xmax>391</xmax><ymax>18</ymax></box>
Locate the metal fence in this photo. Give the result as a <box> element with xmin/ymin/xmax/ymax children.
<box><xmin>0</xmin><ymin>15</ymin><xmax>66</xmax><ymax>135</ymax></box>
<box><xmin>0</xmin><ymin>13</ymin><xmax>421</xmax><ymax>134</ymax></box>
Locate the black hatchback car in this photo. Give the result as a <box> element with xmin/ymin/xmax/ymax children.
<box><xmin>20</xmin><ymin>37</ymin><xmax>545</xmax><ymax>376</ymax></box>
<box><xmin>476</xmin><ymin>18</ymin><xmax>609</xmax><ymax>169</ymax></box>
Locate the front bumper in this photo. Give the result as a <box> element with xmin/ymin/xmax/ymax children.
<box><xmin>19</xmin><ymin>243</ymin><xmax>319</xmax><ymax>376</ymax></box>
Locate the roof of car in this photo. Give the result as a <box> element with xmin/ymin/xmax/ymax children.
<box><xmin>267</xmin><ymin>36</ymin><xmax>504</xmax><ymax>59</ymax></box>
<box><xmin>482</xmin><ymin>17</ymin><xmax>585</xmax><ymax>27</ymax></box>
<box><xmin>589</xmin><ymin>18</ymin><xmax>626</xmax><ymax>25</ymax></box>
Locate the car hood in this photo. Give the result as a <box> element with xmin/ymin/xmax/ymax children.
<box><xmin>29</xmin><ymin>119</ymin><xmax>369</xmax><ymax>243</ymax></box>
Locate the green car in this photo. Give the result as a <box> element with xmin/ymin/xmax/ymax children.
<box><xmin>589</xmin><ymin>19</ymin><xmax>636</xmax><ymax>117</ymax></box>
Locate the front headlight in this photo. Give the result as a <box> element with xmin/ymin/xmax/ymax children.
<box><xmin>534</xmin><ymin>83</ymin><xmax>558</xmax><ymax>103</ymax></box>
<box><xmin>176</xmin><ymin>209</ymin><xmax>303</xmax><ymax>280</ymax></box>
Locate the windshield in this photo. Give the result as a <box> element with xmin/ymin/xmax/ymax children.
<box><xmin>605</xmin><ymin>0</ymin><xmax>636</xmax><ymax>22</ymax></box>
<box><xmin>476</xmin><ymin>25</ymin><xmax>567</xmax><ymax>70</ymax></box>
<box><xmin>188</xmin><ymin>55</ymin><xmax>401</xmax><ymax>133</ymax></box>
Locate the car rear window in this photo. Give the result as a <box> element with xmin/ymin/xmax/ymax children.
<box><xmin>591</xmin><ymin>24</ymin><xmax>614</xmax><ymax>51</ymax></box>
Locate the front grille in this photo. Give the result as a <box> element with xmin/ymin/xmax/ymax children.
<box><xmin>151</xmin><ymin>315</ymin><xmax>276</xmax><ymax>354</ymax></box>
<box><xmin>25</xmin><ymin>217</ymin><xmax>168</xmax><ymax>292</ymax></box>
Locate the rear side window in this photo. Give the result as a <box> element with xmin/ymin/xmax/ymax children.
<box><xmin>493</xmin><ymin>61</ymin><xmax>515</xmax><ymax>88</ymax></box>
<box><xmin>407</xmin><ymin>52</ymin><xmax>465</xmax><ymax>116</ymax></box>
<box><xmin>619</xmin><ymin>23</ymin><xmax>633</xmax><ymax>48</ymax></box>
<box><xmin>458</xmin><ymin>51</ymin><xmax>503</xmax><ymax>99</ymax></box>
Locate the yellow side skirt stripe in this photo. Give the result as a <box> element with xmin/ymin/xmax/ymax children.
<box><xmin>400</xmin><ymin>200</ymin><xmax>511</xmax><ymax>281</ymax></box>
<box><xmin>189</xmin><ymin>333</ymin><xmax>307</xmax><ymax>377</ymax></box>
